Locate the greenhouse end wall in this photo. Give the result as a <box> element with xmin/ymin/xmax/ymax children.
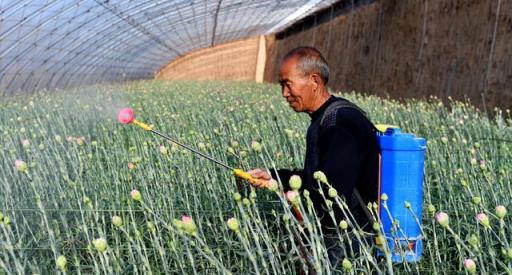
<box><xmin>156</xmin><ymin>37</ymin><xmax>265</xmax><ymax>82</ymax></box>
<box><xmin>264</xmin><ymin>0</ymin><xmax>512</xmax><ymax>111</ymax></box>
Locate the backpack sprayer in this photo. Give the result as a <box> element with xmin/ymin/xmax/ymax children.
<box><xmin>322</xmin><ymin>100</ymin><xmax>427</xmax><ymax>263</ymax></box>
<box><xmin>375</xmin><ymin>125</ymin><xmax>427</xmax><ymax>263</ymax></box>
<box><xmin>117</xmin><ymin>108</ymin><xmax>269</xmax><ymax>188</ymax></box>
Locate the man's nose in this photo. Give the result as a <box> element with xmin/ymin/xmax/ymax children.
<box><xmin>282</xmin><ymin>87</ymin><xmax>290</xmax><ymax>97</ymax></box>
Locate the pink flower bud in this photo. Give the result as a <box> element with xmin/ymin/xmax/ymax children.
<box><xmin>130</xmin><ymin>190</ymin><xmax>141</xmax><ymax>201</ymax></box>
<box><xmin>476</xmin><ymin>213</ymin><xmax>490</xmax><ymax>228</ymax></box>
<box><xmin>181</xmin><ymin>215</ymin><xmax>197</xmax><ymax>235</ymax></box>
<box><xmin>76</xmin><ymin>137</ymin><xmax>85</xmax><ymax>146</ymax></box>
<box><xmin>21</xmin><ymin>139</ymin><xmax>30</xmax><ymax>148</ymax></box>
<box><xmin>14</xmin><ymin>160</ymin><xmax>28</xmax><ymax>172</ymax></box>
<box><xmin>463</xmin><ymin>259</ymin><xmax>476</xmax><ymax>274</ymax></box>
<box><xmin>435</xmin><ymin>212</ymin><xmax>449</xmax><ymax>228</ymax></box>
<box><xmin>286</xmin><ymin>190</ymin><xmax>299</xmax><ymax>206</ymax></box>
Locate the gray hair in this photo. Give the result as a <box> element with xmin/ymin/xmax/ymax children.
<box><xmin>282</xmin><ymin>46</ymin><xmax>330</xmax><ymax>84</ymax></box>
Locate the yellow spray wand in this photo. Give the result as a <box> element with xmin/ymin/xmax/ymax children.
<box><xmin>118</xmin><ymin>108</ymin><xmax>268</xmax><ymax>188</ymax></box>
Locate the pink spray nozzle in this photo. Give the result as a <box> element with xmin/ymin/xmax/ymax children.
<box><xmin>118</xmin><ymin>108</ymin><xmax>135</xmax><ymax>124</ymax></box>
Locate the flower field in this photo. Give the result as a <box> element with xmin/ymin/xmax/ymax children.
<box><xmin>1</xmin><ymin>80</ymin><xmax>511</xmax><ymax>274</ymax></box>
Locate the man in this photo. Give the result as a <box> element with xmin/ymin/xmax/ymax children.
<box><xmin>248</xmin><ymin>46</ymin><xmax>380</xmax><ymax>263</ymax></box>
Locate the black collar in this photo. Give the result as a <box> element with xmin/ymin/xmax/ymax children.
<box><xmin>309</xmin><ymin>95</ymin><xmax>336</xmax><ymax>121</ymax></box>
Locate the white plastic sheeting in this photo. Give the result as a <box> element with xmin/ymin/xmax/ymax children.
<box><xmin>0</xmin><ymin>0</ymin><xmax>338</xmax><ymax>94</ymax></box>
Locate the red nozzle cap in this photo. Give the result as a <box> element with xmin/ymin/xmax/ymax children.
<box><xmin>118</xmin><ymin>108</ymin><xmax>134</xmax><ymax>124</ymax></box>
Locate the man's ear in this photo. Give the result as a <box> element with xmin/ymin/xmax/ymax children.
<box><xmin>310</xmin><ymin>73</ymin><xmax>321</xmax><ymax>92</ymax></box>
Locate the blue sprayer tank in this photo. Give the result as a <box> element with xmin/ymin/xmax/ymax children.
<box><xmin>376</xmin><ymin>126</ymin><xmax>427</xmax><ymax>263</ymax></box>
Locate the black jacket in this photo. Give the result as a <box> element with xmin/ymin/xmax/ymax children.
<box><xmin>272</xmin><ymin>95</ymin><xmax>380</xmax><ymax>232</ymax></box>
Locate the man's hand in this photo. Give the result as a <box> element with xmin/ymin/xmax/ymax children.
<box><xmin>247</xmin><ymin>168</ymin><xmax>272</xmax><ymax>183</ymax></box>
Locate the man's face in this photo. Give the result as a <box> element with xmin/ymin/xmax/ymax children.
<box><xmin>279</xmin><ymin>56</ymin><xmax>316</xmax><ymax>113</ymax></box>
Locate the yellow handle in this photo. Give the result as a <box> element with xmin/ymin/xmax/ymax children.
<box><xmin>375</xmin><ymin>124</ymin><xmax>399</xmax><ymax>133</ymax></box>
<box><xmin>233</xmin><ymin>169</ymin><xmax>269</xmax><ymax>188</ymax></box>
<box><xmin>133</xmin><ymin>119</ymin><xmax>153</xmax><ymax>131</ymax></box>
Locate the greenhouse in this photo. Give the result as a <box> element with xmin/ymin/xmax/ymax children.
<box><xmin>1</xmin><ymin>0</ymin><xmax>511</xmax><ymax>274</ymax></box>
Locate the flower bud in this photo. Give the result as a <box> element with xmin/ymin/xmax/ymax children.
<box><xmin>159</xmin><ymin>145</ymin><xmax>168</xmax><ymax>155</ymax></box>
<box><xmin>313</xmin><ymin>171</ymin><xmax>327</xmax><ymax>183</ymax></box>
<box><xmin>251</xmin><ymin>141</ymin><xmax>262</xmax><ymax>152</ymax></box>
<box><xmin>130</xmin><ymin>189</ymin><xmax>142</xmax><ymax>202</ymax></box>
<box><xmin>381</xmin><ymin>193</ymin><xmax>388</xmax><ymax>201</ymax></box>
<box><xmin>181</xmin><ymin>216</ymin><xmax>197</xmax><ymax>235</ymax></box>
<box><xmin>147</xmin><ymin>222</ymin><xmax>156</xmax><ymax>233</ymax></box>
<box><xmin>471</xmin><ymin>197</ymin><xmax>481</xmax><ymax>205</ymax></box>
<box><xmin>226</xmin><ymin>217</ymin><xmax>240</xmax><ymax>232</ymax></box>
<box><xmin>267</xmin><ymin>179</ymin><xmax>278</xmax><ymax>192</ymax></box>
<box><xmin>342</xmin><ymin>258</ymin><xmax>352</xmax><ymax>271</ymax></box>
<box><xmin>21</xmin><ymin>139</ymin><xmax>30</xmax><ymax>148</ymax></box>
<box><xmin>112</xmin><ymin>216</ymin><xmax>123</xmax><ymax>227</ymax></box>
<box><xmin>56</xmin><ymin>255</ymin><xmax>67</xmax><ymax>271</ymax></box>
<box><xmin>232</xmin><ymin>192</ymin><xmax>242</xmax><ymax>202</ymax></box>
<box><xmin>372</xmin><ymin>222</ymin><xmax>381</xmax><ymax>232</ymax></box>
<box><xmin>83</xmin><ymin>196</ymin><xmax>91</xmax><ymax>205</ymax></box>
<box><xmin>285</xmin><ymin>190</ymin><xmax>300</xmax><ymax>206</ymax></box>
<box><xmin>479</xmin><ymin>160</ymin><xmax>486</xmax><ymax>170</ymax></box>
<box><xmin>76</xmin><ymin>137</ymin><xmax>85</xmax><ymax>146</ymax></box>
<box><xmin>242</xmin><ymin>198</ymin><xmax>251</xmax><ymax>207</ymax></box>
<box><xmin>435</xmin><ymin>212</ymin><xmax>449</xmax><ymax>228</ymax></box>
<box><xmin>495</xmin><ymin>205</ymin><xmax>507</xmax><ymax>219</ymax></box>
<box><xmin>339</xmin><ymin>220</ymin><xmax>348</xmax><ymax>230</ymax></box>
<box><xmin>93</xmin><ymin>238</ymin><xmax>108</xmax><ymax>252</ymax></box>
<box><xmin>14</xmin><ymin>160</ymin><xmax>28</xmax><ymax>172</ymax></box>
<box><xmin>468</xmin><ymin>234</ymin><xmax>479</xmax><ymax>248</ymax></box>
<box><xmin>325</xmin><ymin>199</ymin><xmax>333</xmax><ymax>208</ymax></box>
<box><xmin>470</xmin><ymin>158</ymin><xmax>477</xmax><ymax>166</ymax></box>
<box><xmin>289</xmin><ymin>175</ymin><xmax>302</xmax><ymax>190</ymax></box>
<box><xmin>404</xmin><ymin>201</ymin><xmax>411</xmax><ymax>209</ymax></box>
<box><xmin>463</xmin><ymin>259</ymin><xmax>476</xmax><ymax>274</ymax></box>
<box><xmin>427</xmin><ymin>204</ymin><xmax>436</xmax><ymax>214</ymax></box>
<box><xmin>328</xmin><ymin>188</ymin><xmax>338</xmax><ymax>198</ymax></box>
<box><xmin>476</xmin><ymin>213</ymin><xmax>490</xmax><ymax>228</ymax></box>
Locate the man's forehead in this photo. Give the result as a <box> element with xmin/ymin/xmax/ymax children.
<box><xmin>279</xmin><ymin>57</ymin><xmax>298</xmax><ymax>78</ymax></box>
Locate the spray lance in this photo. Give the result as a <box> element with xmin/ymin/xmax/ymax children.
<box><xmin>117</xmin><ymin>108</ymin><xmax>269</xmax><ymax>188</ymax></box>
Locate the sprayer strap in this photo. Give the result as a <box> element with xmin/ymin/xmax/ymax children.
<box><xmin>320</xmin><ymin>99</ymin><xmax>368</xmax><ymax>126</ymax></box>
<box><xmin>320</xmin><ymin>98</ymin><xmax>376</xmax><ymax>225</ymax></box>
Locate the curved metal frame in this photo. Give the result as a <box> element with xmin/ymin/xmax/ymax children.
<box><xmin>0</xmin><ymin>0</ymin><xmax>337</xmax><ymax>94</ymax></box>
